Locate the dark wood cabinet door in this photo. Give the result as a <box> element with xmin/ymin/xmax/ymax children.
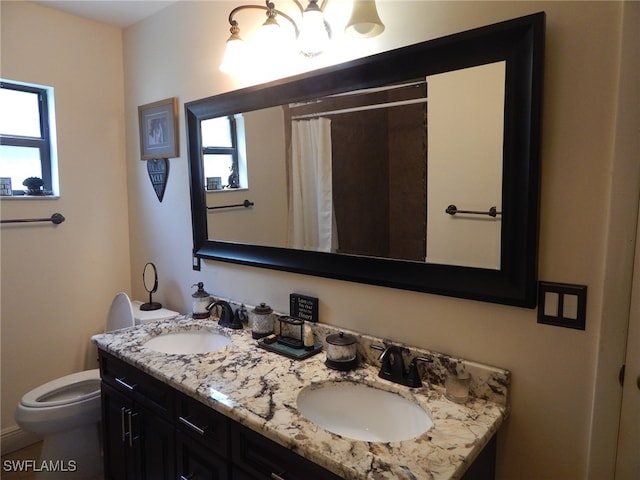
<box><xmin>231</xmin><ymin>422</ymin><xmax>342</xmax><ymax>480</ymax></box>
<box><xmin>101</xmin><ymin>381</ymin><xmax>175</xmax><ymax>480</ymax></box>
<box><xmin>138</xmin><ymin>404</ymin><xmax>175</xmax><ymax>480</ymax></box>
<box><xmin>101</xmin><ymin>383</ymin><xmax>136</xmax><ymax>480</ymax></box>
<box><xmin>176</xmin><ymin>431</ymin><xmax>230</xmax><ymax>480</ymax></box>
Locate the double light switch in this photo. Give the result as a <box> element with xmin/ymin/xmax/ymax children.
<box><xmin>538</xmin><ymin>281</ymin><xmax>587</xmax><ymax>330</ymax></box>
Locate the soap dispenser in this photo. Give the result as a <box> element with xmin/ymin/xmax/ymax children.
<box><xmin>191</xmin><ymin>282</ymin><xmax>212</xmax><ymax>319</ymax></box>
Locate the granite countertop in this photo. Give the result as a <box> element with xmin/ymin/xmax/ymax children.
<box><xmin>92</xmin><ymin>315</ymin><xmax>509</xmax><ymax>480</ymax></box>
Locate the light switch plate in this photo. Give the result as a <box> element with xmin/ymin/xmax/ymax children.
<box><xmin>192</xmin><ymin>256</ymin><xmax>201</xmax><ymax>271</ymax></box>
<box><xmin>537</xmin><ymin>281</ymin><xmax>587</xmax><ymax>330</ymax></box>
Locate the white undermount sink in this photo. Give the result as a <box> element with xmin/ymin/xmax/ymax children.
<box><xmin>296</xmin><ymin>381</ymin><xmax>433</xmax><ymax>442</ymax></box>
<box><xmin>143</xmin><ymin>330</ymin><xmax>231</xmax><ymax>354</ymax></box>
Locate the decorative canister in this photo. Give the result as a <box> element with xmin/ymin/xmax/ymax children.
<box><xmin>251</xmin><ymin>303</ymin><xmax>274</xmax><ymax>339</ymax></box>
<box><xmin>325</xmin><ymin>331</ymin><xmax>358</xmax><ymax>371</ymax></box>
<box><xmin>191</xmin><ymin>282</ymin><xmax>212</xmax><ymax>319</ymax></box>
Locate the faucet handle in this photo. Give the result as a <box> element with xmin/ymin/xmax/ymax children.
<box><xmin>406</xmin><ymin>356</ymin><xmax>433</xmax><ymax>388</ymax></box>
<box><xmin>411</xmin><ymin>356</ymin><xmax>433</xmax><ymax>366</ymax></box>
<box><xmin>371</xmin><ymin>342</ymin><xmax>402</xmax><ymax>363</ymax></box>
<box><xmin>370</xmin><ymin>343</ymin><xmax>386</xmax><ymax>359</ymax></box>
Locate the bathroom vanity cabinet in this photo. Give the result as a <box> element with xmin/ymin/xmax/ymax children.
<box><xmin>100</xmin><ymin>351</ymin><xmax>175</xmax><ymax>479</ymax></box>
<box><xmin>176</xmin><ymin>391</ymin><xmax>343</xmax><ymax>480</ymax></box>
<box><xmin>99</xmin><ymin>349</ymin><xmax>497</xmax><ymax>480</ymax></box>
<box><xmin>93</xmin><ymin>318</ymin><xmax>508</xmax><ymax>480</ymax></box>
<box><xmin>99</xmin><ymin>350</ymin><xmax>341</xmax><ymax>480</ymax></box>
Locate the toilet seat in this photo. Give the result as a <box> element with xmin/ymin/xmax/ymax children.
<box><xmin>18</xmin><ymin>293</ymin><xmax>134</xmax><ymax>411</ymax></box>
<box><xmin>106</xmin><ymin>292</ymin><xmax>135</xmax><ymax>332</ymax></box>
<box><xmin>20</xmin><ymin>369</ymin><xmax>100</xmax><ymax>408</ymax></box>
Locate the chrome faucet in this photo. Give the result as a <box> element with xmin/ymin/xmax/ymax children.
<box><xmin>371</xmin><ymin>343</ymin><xmax>432</xmax><ymax>388</ymax></box>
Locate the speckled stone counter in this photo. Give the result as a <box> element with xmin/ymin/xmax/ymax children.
<box><xmin>92</xmin><ymin>314</ymin><xmax>509</xmax><ymax>480</ymax></box>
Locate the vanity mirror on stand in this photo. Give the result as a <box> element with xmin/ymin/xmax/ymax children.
<box><xmin>186</xmin><ymin>12</ymin><xmax>545</xmax><ymax>308</ymax></box>
<box><xmin>141</xmin><ymin>262</ymin><xmax>162</xmax><ymax>311</ymax></box>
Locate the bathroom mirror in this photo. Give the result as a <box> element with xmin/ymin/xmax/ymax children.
<box><xmin>186</xmin><ymin>13</ymin><xmax>544</xmax><ymax>307</ymax></box>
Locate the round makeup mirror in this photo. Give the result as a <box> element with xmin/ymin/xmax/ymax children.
<box><xmin>141</xmin><ymin>262</ymin><xmax>162</xmax><ymax>311</ymax></box>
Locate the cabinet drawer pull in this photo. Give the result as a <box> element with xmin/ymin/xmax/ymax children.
<box><xmin>271</xmin><ymin>471</ymin><xmax>300</xmax><ymax>480</ymax></box>
<box><xmin>178</xmin><ymin>416</ymin><xmax>207</xmax><ymax>436</ymax></box>
<box><xmin>120</xmin><ymin>407</ymin><xmax>128</xmax><ymax>442</ymax></box>
<box><xmin>128</xmin><ymin>411</ymin><xmax>139</xmax><ymax>447</ymax></box>
<box><xmin>180</xmin><ymin>476</ymin><xmax>193</xmax><ymax>480</ymax></box>
<box><xmin>115</xmin><ymin>377</ymin><xmax>137</xmax><ymax>391</ymax></box>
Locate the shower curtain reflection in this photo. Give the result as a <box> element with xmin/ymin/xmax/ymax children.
<box><xmin>288</xmin><ymin>118</ymin><xmax>338</xmax><ymax>252</ymax></box>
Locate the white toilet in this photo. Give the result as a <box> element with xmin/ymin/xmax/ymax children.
<box><xmin>15</xmin><ymin>292</ymin><xmax>136</xmax><ymax>479</ymax></box>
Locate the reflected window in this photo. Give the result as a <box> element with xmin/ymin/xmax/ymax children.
<box><xmin>0</xmin><ymin>80</ymin><xmax>57</xmax><ymax>196</ymax></box>
<box><xmin>202</xmin><ymin>114</ymin><xmax>247</xmax><ymax>190</ymax></box>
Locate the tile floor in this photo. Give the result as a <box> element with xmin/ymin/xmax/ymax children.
<box><xmin>1</xmin><ymin>443</ymin><xmax>103</xmax><ymax>480</ymax></box>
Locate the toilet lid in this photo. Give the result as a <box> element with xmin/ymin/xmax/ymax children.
<box><xmin>105</xmin><ymin>292</ymin><xmax>135</xmax><ymax>332</ymax></box>
<box><xmin>21</xmin><ymin>369</ymin><xmax>100</xmax><ymax>408</ymax></box>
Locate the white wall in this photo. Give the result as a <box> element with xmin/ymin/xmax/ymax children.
<box><xmin>0</xmin><ymin>2</ymin><xmax>131</xmax><ymax>434</ymax></box>
<box><xmin>122</xmin><ymin>2</ymin><xmax>636</xmax><ymax>479</ymax></box>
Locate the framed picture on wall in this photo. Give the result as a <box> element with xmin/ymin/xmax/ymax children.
<box><xmin>138</xmin><ymin>97</ymin><xmax>179</xmax><ymax>159</ymax></box>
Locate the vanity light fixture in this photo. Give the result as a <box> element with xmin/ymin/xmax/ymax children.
<box><xmin>220</xmin><ymin>0</ymin><xmax>386</xmax><ymax>74</ymax></box>
<box><xmin>297</xmin><ymin>0</ymin><xmax>331</xmax><ymax>57</ymax></box>
<box><xmin>344</xmin><ymin>0</ymin><xmax>385</xmax><ymax>38</ymax></box>
<box><xmin>220</xmin><ymin>0</ymin><xmax>330</xmax><ymax>74</ymax></box>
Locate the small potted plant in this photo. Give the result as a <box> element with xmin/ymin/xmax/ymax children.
<box><xmin>22</xmin><ymin>177</ymin><xmax>45</xmax><ymax>195</ymax></box>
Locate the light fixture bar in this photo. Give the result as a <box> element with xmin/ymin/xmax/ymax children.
<box><xmin>291</xmin><ymin>0</ymin><xmax>328</xmax><ymax>14</ymax></box>
<box><xmin>220</xmin><ymin>0</ymin><xmax>337</xmax><ymax>74</ymax></box>
<box><xmin>227</xmin><ymin>1</ymin><xmax>300</xmax><ymax>37</ymax></box>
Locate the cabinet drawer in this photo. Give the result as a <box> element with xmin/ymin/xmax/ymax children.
<box><xmin>231</xmin><ymin>466</ymin><xmax>257</xmax><ymax>480</ymax></box>
<box><xmin>176</xmin><ymin>431</ymin><xmax>229</xmax><ymax>480</ymax></box>
<box><xmin>99</xmin><ymin>350</ymin><xmax>174</xmax><ymax>421</ymax></box>
<box><xmin>231</xmin><ymin>423</ymin><xmax>342</xmax><ymax>480</ymax></box>
<box><xmin>176</xmin><ymin>392</ymin><xmax>230</xmax><ymax>458</ymax></box>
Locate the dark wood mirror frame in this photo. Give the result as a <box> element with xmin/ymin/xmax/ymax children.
<box><xmin>186</xmin><ymin>12</ymin><xmax>544</xmax><ymax>308</ymax></box>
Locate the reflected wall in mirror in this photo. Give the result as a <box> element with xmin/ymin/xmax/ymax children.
<box><xmin>203</xmin><ymin>63</ymin><xmax>505</xmax><ymax>269</ymax></box>
<box><xmin>186</xmin><ymin>12</ymin><xmax>544</xmax><ymax>307</ymax></box>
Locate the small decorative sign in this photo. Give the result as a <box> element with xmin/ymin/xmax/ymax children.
<box><xmin>290</xmin><ymin>293</ymin><xmax>319</xmax><ymax>322</ymax></box>
<box><xmin>147</xmin><ymin>158</ymin><xmax>169</xmax><ymax>202</ymax></box>
<box><xmin>207</xmin><ymin>177</ymin><xmax>222</xmax><ymax>191</ymax></box>
<box><xmin>0</xmin><ymin>177</ymin><xmax>12</xmax><ymax>196</ymax></box>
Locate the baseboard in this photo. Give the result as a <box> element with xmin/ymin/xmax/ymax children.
<box><xmin>1</xmin><ymin>426</ymin><xmax>42</xmax><ymax>456</ymax></box>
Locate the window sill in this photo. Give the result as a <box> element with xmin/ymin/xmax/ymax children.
<box><xmin>205</xmin><ymin>187</ymin><xmax>249</xmax><ymax>194</ymax></box>
<box><xmin>0</xmin><ymin>195</ymin><xmax>60</xmax><ymax>200</ymax></box>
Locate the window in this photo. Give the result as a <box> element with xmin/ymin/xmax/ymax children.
<box><xmin>0</xmin><ymin>80</ymin><xmax>57</xmax><ymax>196</ymax></box>
<box><xmin>201</xmin><ymin>114</ymin><xmax>247</xmax><ymax>190</ymax></box>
